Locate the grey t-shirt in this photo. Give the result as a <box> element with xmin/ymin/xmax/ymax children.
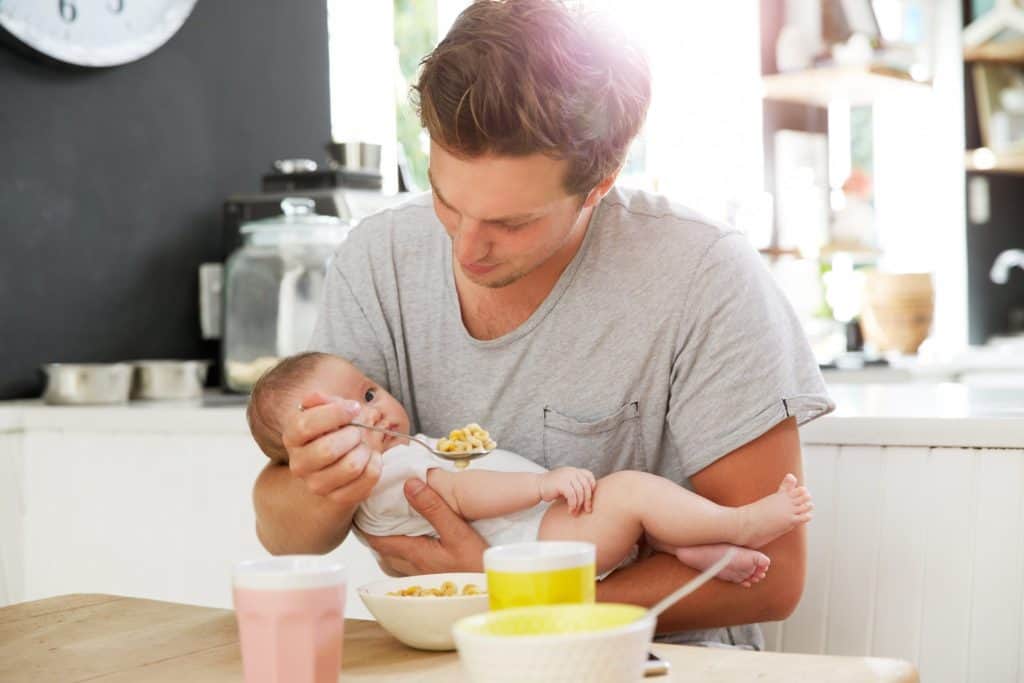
<box><xmin>310</xmin><ymin>186</ymin><xmax>834</xmax><ymax>649</ymax></box>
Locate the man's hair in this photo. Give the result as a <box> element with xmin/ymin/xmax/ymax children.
<box><xmin>414</xmin><ymin>0</ymin><xmax>651</xmax><ymax>196</ymax></box>
<box><xmin>247</xmin><ymin>351</ymin><xmax>331</xmax><ymax>463</ymax></box>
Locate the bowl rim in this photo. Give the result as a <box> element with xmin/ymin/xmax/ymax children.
<box><xmin>452</xmin><ymin>603</ymin><xmax>655</xmax><ymax>643</ymax></box>
<box><xmin>357</xmin><ymin>571</ymin><xmax>489</xmax><ymax>600</ymax></box>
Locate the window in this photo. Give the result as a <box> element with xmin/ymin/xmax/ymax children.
<box><xmin>329</xmin><ymin>0</ymin><xmax>764</xmax><ymax>226</ymax></box>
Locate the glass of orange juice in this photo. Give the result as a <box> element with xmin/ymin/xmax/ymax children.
<box><xmin>483</xmin><ymin>541</ymin><xmax>595</xmax><ymax>611</ymax></box>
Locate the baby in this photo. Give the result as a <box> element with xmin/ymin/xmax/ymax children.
<box><xmin>248</xmin><ymin>352</ymin><xmax>814</xmax><ymax>585</ymax></box>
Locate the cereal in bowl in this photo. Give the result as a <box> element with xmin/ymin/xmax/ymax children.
<box><xmin>387</xmin><ymin>581</ymin><xmax>485</xmax><ymax>597</ymax></box>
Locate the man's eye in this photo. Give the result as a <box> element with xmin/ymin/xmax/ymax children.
<box><xmin>500</xmin><ymin>219</ymin><xmax>534</xmax><ymax>231</ymax></box>
<box><xmin>364</xmin><ymin>389</ymin><xmax>376</xmax><ymax>402</ymax></box>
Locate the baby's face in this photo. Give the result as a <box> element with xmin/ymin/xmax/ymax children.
<box><xmin>307</xmin><ymin>357</ymin><xmax>411</xmax><ymax>452</ymax></box>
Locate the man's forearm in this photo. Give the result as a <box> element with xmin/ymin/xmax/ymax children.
<box><xmin>596</xmin><ymin>526</ymin><xmax>807</xmax><ymax>633</ymax></box>
<box><xmin>252</xmin><ymin>463</ymin><xmax>357</xmax><ymax>555</ymax></box>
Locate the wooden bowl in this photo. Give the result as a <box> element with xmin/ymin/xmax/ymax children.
<box><xmin>859</xmin><ymin>272</ymin><xmax>934</xmax><ymax>354</ymax></box>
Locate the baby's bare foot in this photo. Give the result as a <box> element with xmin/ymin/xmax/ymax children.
<box><xmin>734</xmin><ymin>473</ymin><xmax>813</xmax><ymax>548</ymax></box>
<box><xmin>674</xmin><ymin>544</ymin><xmax>770</xmax><ymax>587</ymax></box>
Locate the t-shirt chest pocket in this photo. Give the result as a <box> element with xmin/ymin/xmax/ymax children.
<box><xmin>541</xmin><ymin>401</ymin><xmax>644</xmax><ymax>478</ymax></box>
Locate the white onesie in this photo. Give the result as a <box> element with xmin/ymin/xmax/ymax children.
<box><xmin>354</xmin><ymin>436</ymin><xmax>553</xmax><ymax>547</ymax></box>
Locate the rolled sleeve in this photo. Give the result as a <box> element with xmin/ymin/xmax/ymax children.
<box><xmin>668</xmin><ymin>233</ymin><xmax>834</xmax><ymax>477</ymax></box>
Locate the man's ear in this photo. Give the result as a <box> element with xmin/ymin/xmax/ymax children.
<box><xmin>582</xmin><ymin>171</ymin><xmax>619</xmax><ymax>209</ymax></box>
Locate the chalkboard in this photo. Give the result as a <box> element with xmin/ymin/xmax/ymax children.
<box><xmin>0</xmin><ymin>1</ymin><xmax>331</xmax><ymax>398</ymax></box>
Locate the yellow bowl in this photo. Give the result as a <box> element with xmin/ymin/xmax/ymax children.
<box><xmin>454</xmin><ymin>603</ymin><xmax>655</xmax><ymax>683</ymax></box>
<box><xmin>356</xmin><ymin>572</ymin><xmax>489</xmax><ymax>651</ymax></box>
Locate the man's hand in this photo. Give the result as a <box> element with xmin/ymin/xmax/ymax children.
<box><xmin>362</xmin><ymin>478</ymin><xmax>489</xmax><ymax>575</ymax></box>
<box><xmin>538</xmin><ymin>467</ymin><xmax>596</xmax><ymax>515</ymax></box>
<box><xmin>282</xmin><ymin>392</ymin><xmax>383</xmax><ymax>508</ymax></box>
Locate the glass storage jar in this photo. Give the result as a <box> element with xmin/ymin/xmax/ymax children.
<box><xmin>222</xmin><ymin>197</ymin><xmax>350</xmax><ymax>392</ymax></box>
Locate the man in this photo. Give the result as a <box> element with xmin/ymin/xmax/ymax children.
<box><xmin>252</xmin><ymin>0</ymin><xmax>832</xmax><ymax>648</ymax></box>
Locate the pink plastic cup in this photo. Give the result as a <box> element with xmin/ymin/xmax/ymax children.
<box><xmin>232</xmin><ymin>556</ymin><xmax>347</xmax><ymax>683</ymax></box>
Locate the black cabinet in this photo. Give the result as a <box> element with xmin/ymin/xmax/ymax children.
<box><xmin>966</xmin><ymin>172</ymin><xmax>1024</xmax><ymax>342</ymax></box>
<box><xmin>962</xmin><ymin>0</ymin><xmax>1024</xmax><ymax>343</ymax></box>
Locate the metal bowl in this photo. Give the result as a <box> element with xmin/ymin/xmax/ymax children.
<box><xmin>42</xmin><ymin>363</ymin><xmax>134</xmax><ymax>405</ymax></box>
<box><xmin>131</xmin><ymin>360</ymin><xmax>210</xmax><ymax>401</ymax></box>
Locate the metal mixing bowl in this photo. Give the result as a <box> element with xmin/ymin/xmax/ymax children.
<box><xmin>41</xmin><ymin>363</ymin><xmax>134</xmax><ymax>405</ymax></box>
<box><xmin>131</xmin><ymin>360</ymin><xmax>210</xmax><ymax>401</ymax></box>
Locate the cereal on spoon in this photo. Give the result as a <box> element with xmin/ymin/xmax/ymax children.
<box><xmin>436</xmin><ymin>423</ymin><xmax>496</xmax><ymax>468</ymax></box>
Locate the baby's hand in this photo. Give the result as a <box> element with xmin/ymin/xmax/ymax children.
<box><xmin>538</xmin><ymin>467</ymin><xmax>597</xmax><ymax>516</ymax></box>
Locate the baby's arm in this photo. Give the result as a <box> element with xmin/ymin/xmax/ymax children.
<box><xmin>426</xmin><ymin>467</ymin><xmax>595</xmax><ymax>521</ymax></box>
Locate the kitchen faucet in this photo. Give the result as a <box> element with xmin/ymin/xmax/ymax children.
<box><xmin>990</xmin><ymin>249</ymin><xmax>1024</xmax><ymax>284</ymax></box>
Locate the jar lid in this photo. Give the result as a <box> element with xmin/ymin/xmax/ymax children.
<box><xmin>240</xmin><ymin>197</ymin><xmax>348</xmax><ymax>234</ymax></box>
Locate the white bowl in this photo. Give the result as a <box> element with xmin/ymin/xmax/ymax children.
<box><xmin>453</xmin><ymin>603</ymin><xmax>656</xmax><ymax>683</ymax></box>
<box><xmin>357</xmin><ymin>572</ymin><xmax>489</xmax><ymax>651</ymax></box>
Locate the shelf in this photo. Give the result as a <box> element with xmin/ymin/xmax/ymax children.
<box><xmin>964</xmin><ymin>40</ymin><xmax>1024</xmax><ymax>64</ymax></box>
<box><xmin>761</xmin><ymin>65</ymin><xmax>931</xmax><ymax>108</ymax></box>
<box><xmin>757</xmin><ymin>244</ymin><xmax>881</xmax><ymax>264</ymax></box>
<box><xmin>965</xmin><ymin>148</ymin><xmax>1024</xmax><ymax>174</ymax></box>
<box><xmin>758</xmin><ymin>247</ymin><xmax>802</xmax><ymax>260</ymax></box>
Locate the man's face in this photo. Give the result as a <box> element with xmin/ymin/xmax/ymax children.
<box><xmin>311</xmin><ymin>358</ymin><xmax>411</xmax><ymax>451</ymax></box>
<box><xmin>428</xmin><ymin>142</ymin><xmax>588</xmax><ymax>289</ymax></box>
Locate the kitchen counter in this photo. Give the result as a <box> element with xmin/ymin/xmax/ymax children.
<box><xmin>800</xmin><ymin>382</ymin><xmax>1024</xmax><ymax>448</ymax></box>
<box><xmin>0</xmin><ymin>396</ymin><xmax>249</xmax><ymax>435</ymax></box>
<box><xmin>3</xmin><ymin>383</ymin><xmax>1024</xmax><ymax>448</ymax></box>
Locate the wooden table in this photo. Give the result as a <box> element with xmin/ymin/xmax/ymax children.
<box><xmin>0</xmin><ymin>594</ymin><xmax>919</xmax><ymax>682</ymax></box>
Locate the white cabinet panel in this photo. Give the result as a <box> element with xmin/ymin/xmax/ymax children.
<box><xmin>826</xmin><ymin>445</ymin><xmax>886</xmax><ymax>656</ymax></box>
<box><xmin>9</xmin><ymin>429</ymin><xmax>385</xmax><ymax>619</ymax></box>
<box><xmin>967</xmin><ymin>450</ymin><xmax>1024</xmax><ymax>683</ymax></box>
<box><xmin>870</xmin><ymin>447</ymin><xmax>928</xmax><ymax>664</ymax></box>
<box><xmin>781</xmin><ymin>444</ymin><xmax>840</xmax><ymax>655</ymax></box>
<box><xmin>917</xmin><ymin>449</ymin><xmax>975</xmax><ymax>683</ymax></box>
<box><xmin>768</xmin><ymin>444</ymin><xmax>1024</xmax><ymax>683</ymax></box>
<box><xmin>0</xmin><ymin>433</ymin><xmax>25</xmax><ymax>606</ymax></box>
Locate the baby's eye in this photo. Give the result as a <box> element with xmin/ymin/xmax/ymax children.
<box><xmin>364</xmin><ymin>388</ymin><xmax>376</xmax><ymax>403</ymax></box>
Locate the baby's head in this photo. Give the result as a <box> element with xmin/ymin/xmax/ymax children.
<box><xmin>247</xmin><ymin>352</ymin><xmax>410</xmax><ymax>462</ymax></box>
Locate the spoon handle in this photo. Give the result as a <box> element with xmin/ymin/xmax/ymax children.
<box><xmin>349</xmin><ymin>422</ymin><xmax>435</xmax><ymax>452</ymax></box>
<box><xmin>648</xmin><ymin>546</ymin><xmax>738</xmax><ymax>619</ymax></box>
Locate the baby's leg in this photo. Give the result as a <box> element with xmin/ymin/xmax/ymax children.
<box><xmin>537</xmin><ymin>497</ymin><xmax>644</xmax><ymax>576</ymax></box>
<box><xmin>537</xmin><ymin>471</ymin><xmax>812</xmax><ymax>575</ymax></box>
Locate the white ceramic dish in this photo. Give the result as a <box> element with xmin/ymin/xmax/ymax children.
<box><xmin>453</xmin><ymin>603</ymin><xmax>656</xmax><ymax>683</ymax></box>
<box><xmin>357</xmin><ymin>572</ymin><xmax>488</xmax><ymax>651</ymax></box>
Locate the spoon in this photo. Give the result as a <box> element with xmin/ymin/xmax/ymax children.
<box><xmin>350</xmin><ymin>422</ymin><xmax>493</xmax><ymax>469</ymax></box>
<box><xmin>647</xmin><ymin>546</ymin><xmax>738</xmax><ymax>619</ymax></box>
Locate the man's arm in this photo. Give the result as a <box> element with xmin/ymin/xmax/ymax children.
<box><xmin>595</xmin><ymin>417</ymin><xmax>807</xmax><ymax>632</ymax></box>
<box><xmin>253</xmin><ymin>463</ymin><xmax>357</xmax><ymax>555</ymax></box>
<box><xmin>252</xmin><ymin>394</ymin><xmax>383</xmax><ymax>555</ymax></box>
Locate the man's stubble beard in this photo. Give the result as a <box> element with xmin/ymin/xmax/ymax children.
<box><xmin>474</xmin><ymin>203</ymin><xmax>590</xmax><ymax>290</ymax></box>
<box><xmin>474</xmin><ymin>262</ymin><xmax>536</xmax><ymax>289</ymax></box>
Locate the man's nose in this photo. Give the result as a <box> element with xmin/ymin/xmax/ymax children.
<box><xmin>453</xmin><ymin>217</ymin><xmax>490</xmax><ymax>264</ymax></box>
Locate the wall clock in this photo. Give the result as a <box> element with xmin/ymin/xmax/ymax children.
<box><xmin>0</xmin><ymin>0</ymin><xmax>197</xmax><ymax>67</ymax></box>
